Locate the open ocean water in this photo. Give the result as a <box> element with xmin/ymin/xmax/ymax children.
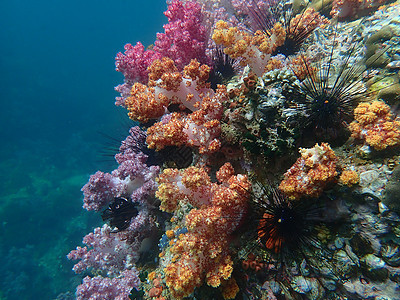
<box><xmin>0</xmin><ymin>0</ymin><xmax>166</xmax><ymax>299</ymax></box>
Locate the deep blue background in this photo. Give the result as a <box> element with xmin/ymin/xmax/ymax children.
<box><xmin>0</xmin><ymin>0</ymin><xmax>166</xmax><ymax>298</ymax></box>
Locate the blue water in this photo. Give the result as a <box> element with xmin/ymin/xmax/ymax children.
<box><xmin>0</xmin><ymin>0</ymin><xmax>166</xmax><ymax>299</ymax></box>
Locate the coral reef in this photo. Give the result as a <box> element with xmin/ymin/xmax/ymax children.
<box><xmin>69</xmin><ymin>1</ymin><xmax>400</xmax><ymax>299</ymax></box>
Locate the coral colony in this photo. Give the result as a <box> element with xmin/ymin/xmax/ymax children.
<box><xmin>68</xmin><ymin>0</ymin><xmax>400</xmax><ymax>299</ymax></box>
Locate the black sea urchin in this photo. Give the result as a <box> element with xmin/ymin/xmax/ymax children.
<box><xmin>257</xmin><ymin>192</ymin><xmax>310</xmax><ymax>254</ymax></box>
<box><xmin>251</xmin><ymin>186</ymin><xmax>328</xmax><ymax>258</ymax></box>
<box><xmin>208</xmin><ymin>47</ymin><xmax>238</xmax><ymax>90</ymax></box>
<box><xmin>236</xmin><ymin>183</ymin><xmax>347</xmax><ymax>299</ymax></box>
<box><xmin>290</xmin><ymin>28</ymin><xmax>367</xmax><ymax>145</ymax></box>
<box><xmin>102</xmin><ymin>197</ymin><xmax>138</xmax><ymax>231</ymax></box>
<box><xmin>246</xmin><ymin>0</ymin><xmax>328</xmax><ymax>57</ymax></box>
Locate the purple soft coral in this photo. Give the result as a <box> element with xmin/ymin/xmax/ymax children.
<box><xmin>76</xmin><ymin>269</ymin><xmax>140</xmax><ymax>300</ymax></box>
<box><xmin>67</xmin><ymin>224</ymin><xmax>140</xmax><ymax>275</ymax></box>
<box><xmin>69</xmin><ymin>126</ymin><xmax>159</xmax><ymax>299</ymax></box>
<box><xmin>68</xmin><ymin>208</ymin><xmax>151</xmax><ymax>276</ymax></box>
<box><xmin>81</xmin><ymin>126</ymin><xmax>159</xmax><ymax>211</ymax></box>
<box><xmin>81</xmin><ymin>171</ymin><xmax>118</xmax><ymax>211</ymax></box>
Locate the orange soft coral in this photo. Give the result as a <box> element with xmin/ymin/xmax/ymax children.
<box><xmin>279</xmin><ymin>143</ymin><xmax>338</xmax><ymax>199</ymax></box>
<box><xmin>148</xmin><ymin>57</ymin><xmax>174</xmax><ymax>78</ymax></box>
<box><xmin>156</xmin><ymin>166</ymin><xmax>213</xmax><ymax>212</ymax></box>
<box><xmin>125</xmin><ymin>83</ymin><xmax>168</xmax><ymax>122</ymax></box>
<box><xmin>146</xmin><ymin>113</ymin><xmax>187</xmax><ymax>151</ymax></box>
<box><xmin>125</xmin><ymin>57</ymin><xmax>215</xmax><ymax>122</ymax></box>
<box><xmin>157</xmin><ymin>163</ymin><xmax>250</xmax><ymax>298</ymax></box>
<box><xmin>126</xmin><ymin>58</ymin><xmax>227</xmax><ymax>154</ymax></box>
<box><xmin>212</xmin><ymin>21</ymin><xmax>272</xmax><ymax>76</ymax></box>
<box><xmin>288</xmin><ymin>7</ymin><xmax>328</xmax><ymax>38</ymax></box>
<box><xmin>156</xmin><ymin>168</ymin><xmax>185</xmax><ymax>213</ymax></box>
<box><xmin>182</xmin><ymin>87</ymin><xmax>226</xmax><ymax>153</ymax></box>
<box><xmin>164</xmin><ymin>246</ymin><xmax>204</xmax><ymax>299</ymax></box>
<box><xmin>349</xmin><ymin>101</ymin><xmax>400</xmax><ymax>150</ymax></box>
<box><xmin>146</xmin><ymin>85</ymin><xmax>227</xmax><ymax>154</ymax></box>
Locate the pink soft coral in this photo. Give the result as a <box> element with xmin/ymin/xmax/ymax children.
<box><xmin>154</xmin><ymin>0</ymin><xmax>210</xmax><ymax>69</ymax></box>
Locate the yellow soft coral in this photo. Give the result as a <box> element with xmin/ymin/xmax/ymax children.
<box><xmin>339</xmin><ymin>170</ymin><xmax>359</xmax><ymax>186</ymax></box>
<box><xmin>350</xmin><ymin>101</ymin><xmax>400</xmax><ymax>150</ymax></box>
